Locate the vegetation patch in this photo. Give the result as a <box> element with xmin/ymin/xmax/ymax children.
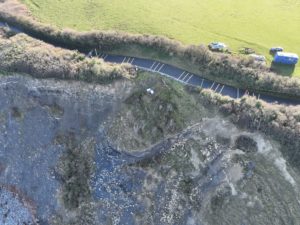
<box><xmin>48</xmin><ymin>103</ymin><xmax>64</xmax><ymax>118</ymax></box>
<box><xmin>108</xmin><ymin>72</ymin><xmax>213</xmax><ymax>151</ymax></box>
<box><xmin>0</xmin><ymin>5</ymin><xmax>299</xmax><ymax>99</ymax></box>
<box><xmin>11</xmin><ymin>106</ymin><xmax>23</xmax><ymax>119</ymax></box>
<box><xmin>0</xmin><ymin>28</ymin><xmax>136</xmax><ymax>84</ymax></box>
<box><xmin>53</xmin><ymin>133</ymin><xmax>96</xmax><ymax>225</ymax></box>
<box><xmin>234</xmin><ymin>135</ymin><xmax>258</xmax><ymax>153</ymax></box>
<box><xmin>195</xmin><ymin>88</ymin><xmax>300</xmax><ymax>170</ymax></box>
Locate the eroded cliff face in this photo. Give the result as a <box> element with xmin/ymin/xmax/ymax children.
<box><xmin>0</xmin><ymin>74</ymin><xmax>299</xmax><ymax>225</ymax></box>
<box><xmin>0</xmin><ymin>74</ymin><xmax>132</xmax><ymax>224</ymax></box>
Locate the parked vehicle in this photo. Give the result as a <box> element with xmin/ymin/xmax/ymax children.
<box><xmin>270</xmin><ymin>47</ymin><xmax>284</xmax><ymax>53</ymax></box>
<box><xmin>146</xmin><ymin>88</ymin><xmax>154</xmax><ymax>95</ymax></box>
<box><xmin>250</xmin><ymin>54</ymin><xmax>266</xmax><ymax>62</ymax></box>
<box><xmin>208</xmin><ymin>42</ymin><xmax>228</xmax><ymax>52</ymax></box>
<box><xmin>273</xmin><ymin>52</ymin><xmax>298</xmax><ymax>65</ymax></box>
<box><xmin>239</xmin><ymin>47</ymin><xmax>255</xmax><ymax>55</ymax></box>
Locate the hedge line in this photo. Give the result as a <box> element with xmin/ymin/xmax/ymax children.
<box><xmin>196</xmin><ymin>87</ymin><xmax>300</xmax><ymax>170</ymax></box>
<box><xmin>0</xmin><ymin>29</ymin><xmax>135</xmax><ymax>83</ymax></box>
<box><xmin>0</xmin><ymin>11</ymin><xmax>300</xmax><ymax>98</ymax></box>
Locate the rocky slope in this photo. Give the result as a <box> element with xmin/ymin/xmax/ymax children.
<box><xmin>0</xmin><ymin>73</ymin><xmax>300</xmax><ymax>225</ymax></box>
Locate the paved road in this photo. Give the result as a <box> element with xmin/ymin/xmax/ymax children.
<box><xmin>92</xmin><ymin>51</ymin><xmax>300</xmax><ymax>106</ymax></box>
<box><xmin>1</xmin><ymin>22</ymin><xmax>299</xmax><ymax>105</ymax></box>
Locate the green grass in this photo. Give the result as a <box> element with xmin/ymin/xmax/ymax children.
<box><xmin>21</xmin><ymin>0</ymin><xmax>300</xmax><ymax>77</ymax></box>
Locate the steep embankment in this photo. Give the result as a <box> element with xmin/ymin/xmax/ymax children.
<box><xmin>107</xmin><ymin>73</ymin><xmax>213</xmax><ymax>151</ymax></box>
<box><xmin>0</xmin><ymin>13</ymin><xmax>299</xmax><ymax>225</ymax></box>
<box><xmin>0</xmin><ymin>74</ymin><xmax>300</xmax><ymax>225</ymax></box>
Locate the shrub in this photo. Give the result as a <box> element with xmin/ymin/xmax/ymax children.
<box><xmin>198</xmin><ymin>89</ymin><xmax>300</xmax><ymax>170</ymax></box>
<box><xmin>0</xmin><ymin>32</ymin><xmax>135</xmax><ymax>83</ymax></box>
<box><xmin>0</xmin><ymin>10</ymin><xmax>299</xmax><ymax>98</ymax></box>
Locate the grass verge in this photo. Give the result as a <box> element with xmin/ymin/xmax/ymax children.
<box><xmin>20</xmin><ymin>0</ymin><xmax>300</xmax><ymax>77</ymax></box>
<box><xmin>0</xmin><ymin>5</ymin><xmax>299</xmax><ymax>99</ymax></box>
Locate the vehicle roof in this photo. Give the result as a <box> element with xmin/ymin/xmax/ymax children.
<box><xmin>211</xmin><ymin>42</ymin><xmax>226</xmax><ymax>46</ymax></box>
<box><xmin>276</xmin><ymin>52</ymin><xmax>299</xmax><ymax>58</ymax></box>
<box><xmin>250</xmin><ymin>54</ymin><xmax>265</xmax><ymax>58</ymax></box>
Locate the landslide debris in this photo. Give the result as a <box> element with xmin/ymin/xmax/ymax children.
<box><xmin>107</xmin><ymin>74</ymin><xmax>214</xmax><ymax>151</ymax></box>
<box><xmin>0</xmin><ymin>74</ymin><xmax>132</xmax><ymax>224</ymax></box>
<box><xmin>0</xmin><ymin>24</ymin><xmax>299</xmax><ymax>225</ymax></box>
<box><xmin>0</xmin><ymin>74</ymin><xmax>300</xmax><ymax>225</ymax></box>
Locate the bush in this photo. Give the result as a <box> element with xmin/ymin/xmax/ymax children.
<box><xmin>0</xmin><ymin>10</ymin><xmax>299</xmax><ymax>98</ymax></box>
<box><xmin>0</xmin><ymin>32</ymin><xmax>135</xmax><ymax>83</ymax></box>
<box><xmin>199</xmin><ymin>89</ymin><xmax>300</xmax><ymax>170</ymax></box>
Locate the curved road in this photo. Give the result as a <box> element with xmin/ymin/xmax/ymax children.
<box><xmin>1</xmin><ymin>22</ymin><xmax>300</xmax><ymax>105</ymax></box>
<box><xmin>92</xmin><ymin>51</ymin><xmax>300</xmax><ymax>106</ymax></box>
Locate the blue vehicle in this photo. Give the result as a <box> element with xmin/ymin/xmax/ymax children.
<box><xmin>270</xmin><ymin>47</ymin><xmax>283</xmax><ymax>53</ymax></box>
<box><xmin>273</xmin><ymin>52</ymin><xmax>299</xmax><ymax>65</ymax></box>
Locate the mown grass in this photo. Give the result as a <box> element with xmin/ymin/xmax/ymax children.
<box><xmin>21</xmin><ymin>0</ymin><xmax>300</xmax><ymax>77</ymax></box>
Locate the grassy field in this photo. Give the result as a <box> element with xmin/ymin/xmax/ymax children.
<box><xmin>21</xmin><ymin>0</ymin><xmax>300</xmax><ymax>77</ymax></box>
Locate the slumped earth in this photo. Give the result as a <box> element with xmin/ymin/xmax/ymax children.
<box><xmin>0</xmin><ymin>74</ymin><xmax>299</xmax><ymax>225</ymax></box>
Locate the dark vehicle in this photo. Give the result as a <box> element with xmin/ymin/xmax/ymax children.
<box><xmin>270</xmin><ymin>47</ymin><xmax>284</xmax><ymax>54</ymax></box>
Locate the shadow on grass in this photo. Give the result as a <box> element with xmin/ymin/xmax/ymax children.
<box><xmin>270</xmin><ymin>62</ymin><xmax>295</xmax><ymax>77</ymax></box>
